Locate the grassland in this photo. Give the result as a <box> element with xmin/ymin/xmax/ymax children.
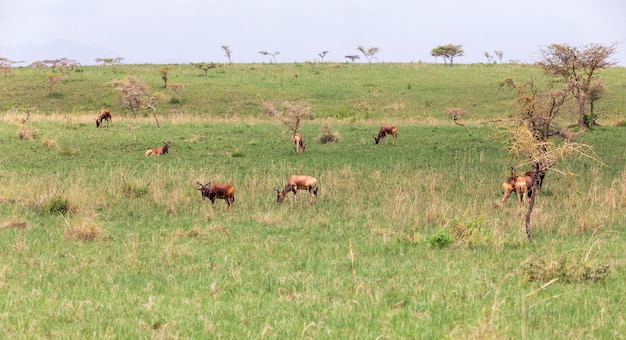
<box><xmin>0</xmin><ymin>63</ymin><xmax>625</xmax><ymax>338</ymax></box>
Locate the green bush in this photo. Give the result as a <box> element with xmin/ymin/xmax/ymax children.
<box><xmin>428</xmin><ymin>229</ymin><xmax>453</xmax><ymax>248</ymax></box>
<box><xmin>44</xmin><ymin>195</ymin><xmax>72</xmax><ymax>215</ymax></box>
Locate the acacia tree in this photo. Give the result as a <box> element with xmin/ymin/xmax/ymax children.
<box><xmin>190</xmin><ymin>62</ymin><xmax>217</xmax><ymax>75</ymax></box>
<box><xmin>259</xmin><ymin>51</ymin><xmax>280</xmax><ymax>63</ymax></box>
<box><xmin>0</xmin><ymin>58</ymin><xmax>23</xmax><ymax>77</ymax></box>
<box><xmin>431</xmin><ymin>44</ymin><xmax>464</xmax><ymax>66</ymax></box>
<box><xmin>484</xmin><ymin>52</ymin><xmax>493</xmax><ymax>63</ymax></box>
<box><xmin>261</xmin><ymin>101</ymin><xmax>311</xmax><ymax>137</ymax></box>
<box><xmin>499</xmin><ymin>78</ymin><xmax>601</xmax><ymax>241</ymax></box>
<box><xmin>494</xmin><ymin>50</ymin><xmax>504</xmax><ymax>64</ymax></box>
<box><xmin>344</xmin><ymin>55</ymin><xmax>360</xmax><ymax>62</ymax></box>
<box><xmin>95</xmin><ymin>57</ymin><xmax>124</xmax><ymax>73</ymax></box>
<box><xmin>357</xmin><ymin>46</ymin><xmax>380</xmax><ymax>64</ymax></box>
<box><xmin>538</xmin><ymin>43</ymin><xmax>617</xmax><ymax>128</ymax></box>
<box><xmin>318</xmin><ymin>51</ymin><xmax>329</xmax><ymax>62</ymax></box>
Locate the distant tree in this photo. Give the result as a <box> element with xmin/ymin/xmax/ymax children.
<box><xmin>222</xmin><ymin>45</ymin><xmax>233</xmax><ymax>63</ymax></box>
<box><xmin>41</xmin><ymin>58</ymin><xmax>80</xmax><ymax>74</ymax></box>
<box><xmin>493</xmin><ymin>51</ymin><xmax>504</xmax><ymax>64</ymax></box>
<box><xmin>168</xmin><ymin>83</ymin><xmax>186</xmax><ymax>103</ymax></box>
<box><xmin>431</xmin><ymin>44</ymin><xmax>464</xmax><ymax>66</ymax></box>
<box><xmin>0</xmin><ymin>57</ymin><xmax>23</xmax><ymax>77</ymax></box>
<box><xmin>344</xmin><ymin>55</ymin><xmax>360</xmax><ymax>62</ymax></box>
<box><xmin>159</xmin><ymin>66</ymin><xmax>172</xmax><ymax>88</ymax></box>
<box><xmin>357</xmin><ymin>46</ymin><xmax>380</xmax><ymax>64</ymax></box>
<box><xmin>538</xmin><ymin>43</ymin><xmax>617</xmax><ymax>128</ymax></box>
<box><xmin>261</xmin><ymin>101</ymin><xmax>311</xmax><ymax>136</ymax></box>
<box><xmin>318</xmin><ymin>50</ymin><xmax>329</xmax><ymax>62</ymax></box>
<box><xmin>95</xmin><ymin>57</ymin><xmax>124</xmax><ymax>73</ymax></box>
<box><xmin>259</xmin><ymin>51</ymin><xmax>280</xmax><ymax>63</ymax></box>
<box><xmin>446</xmin><ymin>108</ymin><xmax>470</xmax><ymax>134</ymax></box>
<box><xmin>484</xmin><ymin>52</ymin><xmax>493</xmax><ymax>63</ymax></box>
<box><xmin>190</xmin><ymin>62</ymin><xmax>217</xmax><ymax>76</ymax></box>
<box><xmin>111</xmin><ymin>76</ymin><xmax>162</xmax><ymax>127</ymax></box>
<box><xmin>46</xmin><ymin>73</ymin><xmax>65</xmax><ymax>96</ymax></box>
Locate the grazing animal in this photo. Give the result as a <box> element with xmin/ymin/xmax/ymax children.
<box><xmin>145</xmin><ymin>141</ymin><xmax>170</xmax><ymax>156</ymax></box>
<box><xmin>275</xmin><ymin>175</ymin><xmax>318</xmax><ymax>203</ymax></box>
<box><xmin>292</xmin><ymin>133</ymin><xmax>307</xmax><ymax>152</ymax></box>
<box><xmin>502</xmin><ymin>170</ymin><xmax>535</xmax><ymax>206</ymax></box>
<box><xmin>95</xmin><ymin>109</ymin><xmax>112</xmax><ymax>128</ymax></box>
<box><xmin>373</xmin><ymin>126</ymin><xmax>397</xmax><ymax>144</ymax></box>
<box><xmin>197</xmin><ymin>181</ymin><xmax>235</xmax><ymax>211</ymax></box>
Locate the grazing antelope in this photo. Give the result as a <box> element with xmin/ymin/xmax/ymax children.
<box><xmin>502</xmin><ymin>170</ymin><xmax>535</xmax><ymax>206</ymax></box>
<box><xmin>275</xmin><ymin>175</ymin><xmax>318</xmax><ymax>203</ymax></box>
<box><xmin>292</xmin><ymin>133</ymin><xmax>307</xmax><ymax>152</ymax></box>
<box><xmin>197</xmin><ymin>181</ymin><xmax>235</xmax><ymax>211</ymax></box>
<box><xmin>373</xmin><ymin>126</ymin><xmax>397</xmax><ymax>144</ymax></box>
<box><xmin>145</xmin><ymin>141</ymin><xmax>170</xmax><ymax>156</ymax></box>
<box><xmin>95</xmin><ymin>109</ymin><xmax>112</xmax><ymax>128</ymax></box>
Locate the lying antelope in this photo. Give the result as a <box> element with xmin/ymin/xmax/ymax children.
<box><xmin>145</xmin><ymin>141</ymin><xmax>170</xmax><ymax>156</ymax></box>
<box><xmin>275</xmin><ymin>175</ymin><xmax>318</xmax><ymax>203</ymax></box>
<box><xmin>95</xmin><ymin>109</ymin><xmax>112</xmax><ymax>128</ymax></box>
<box><xmin>373</xmin><ymin>126</ymin><xmax>397</xmax><ymax>144</ymax></box>
<box><xmin>502</xmin><ymin>170</ymin><xmax>534</xmax><ymax>206</ymax></box>
<box><xmin>292</xmin><ymin>133</ymin><xmax>307</xmax><ymax>152</ymax></box>
<box><xmin>197</xmin><ymin>181</ymin><xmax>235</xmax><ymax>211</ymax></box>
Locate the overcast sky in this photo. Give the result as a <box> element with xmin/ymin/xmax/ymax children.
<box><xmin>1</xmin><ymin>0</ymin><xmax>625</xmax><ymax>65</ymax></box>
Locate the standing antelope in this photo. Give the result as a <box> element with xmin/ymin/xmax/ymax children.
<box><xmin>275</xmin><ymin>175</ymin><xmax>318</xmax><ymax>203</ymax></box>
<box><xmin>95</xmin><ymin>109</ymin><xmax>112</xmax><ymax>128</ymax></box>
<box><xmin>502</xmin><ymin>170</ymin><xmax>535</xmax><ymax>206</ymax></box>
<box><xmin>292</xmin><ymin>133</ymin><xmax>307</xmax><ymax>152</ymax></box>
<box><xmin>197</xmin><ymin>181</ymin><xmax>235</xmax><ymax>211</ymax></box>
<box><xmin>373</xmin><ymin>126</ymin><xmax>397</xmax><ymax>144</ymax></box>
<box><xmin>145</xmin><ymin>141</ymin><xmax>170</xmax><ymax>156</ymax></box>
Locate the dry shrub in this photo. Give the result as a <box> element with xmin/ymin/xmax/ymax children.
<box><xmin>261</xmin><ymin>101</ymin><xmax>280</xmax><ymax>117</ymax></box>
<box><xmin>520</xmin><ymin>252</ymin><xmax>611</xmax><ymax>283</ymax></box>
<box><xmin>64</xmin><ymin>219</ymin><xmax>107</xmax><ymax>241</ymax></box>
<box><xmin>1</xmin><ymin>218</ymin><xmax>28</xmax><ymax>230</ymax></box>
<box><xmin>41</xmin><ymin>138</ymin><xmax>58</xmax><ymax>148</ymax></box>
<box><xmin>317</xmin><ymin>122</ymin><xmax>340</xmax><ymax>144</ymax></box>
<box><xmin>16</xmin><ymin>125</ymin><xmax>37</xmax><ymax>140</ymax></box>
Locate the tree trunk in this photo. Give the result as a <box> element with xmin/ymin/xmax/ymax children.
<box><xmin>523</xmin><ymin>164</ymin><xmax>546</xmax><ymax>242</ymax></box>
<box><xmin>577</xmin><ymin>96</ymin><xmax>586</xmax><ymax>127</ymax></box>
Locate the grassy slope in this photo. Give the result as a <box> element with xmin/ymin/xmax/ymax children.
<box><xmin>0</xmin><ymin>63</ymin><xmax>625</xmax><ymax>338</ymax></box>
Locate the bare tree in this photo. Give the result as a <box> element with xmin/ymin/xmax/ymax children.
<box><xmin>494</xmin><ymin>50</ymin><xmax>504</xmax><ymax>64</ymax></box>
<box><xmin>262</xmin><ymin>101</ymin><xmax>311</xmax><ymax>137</ymax></box>
<box><xmin>499</xmin><ymin>78</ymin><xmax>601</xmax><ymax>241</ymax></box>
<box><xmin>484</xmin><ymin>52</ymin><xmax>493</xmax><ymax>63</ymax></box>
<box><xmin>538</xmin><ymin>43</ymin><xmax>617</xmax><ymax>128</ymax></box>
<box><xmin>221</xmin><ymin>45</ymin><xmax>233</xmax><ymax>63</ymax></box>
<box><xmin>446</xmin><ymin>108</ymin><xmax>470</xmax><ymax>133</ymax></box>
<box><xmin>259</xmin><ymin>51</ymin><xmax>280</xmax><ymax>63</ymax></box>
<box><xmin>357</xmin><ymin>46</ymin><xmax>380</xmax><ymax>64</ymax></box>
<box><xmin>344</xmin><ymin>55</ymin><xmax>360</xmax><ymax>63</ymax></box>
<box><xmin>112</xmin><ymin>76</ymin><xmax>164</xmax><ymax>127</ymax></box>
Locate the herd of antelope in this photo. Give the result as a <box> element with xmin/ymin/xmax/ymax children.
<box><xmin>94</xmin><ymin>112</ymin><xmax>534</xmax><ymax>211</ymax></box>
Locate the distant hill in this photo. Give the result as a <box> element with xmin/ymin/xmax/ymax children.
<box><xmin>0</xmin><ymin>39</ymin><xmax>121</xmax><ymax>66</ymax></box>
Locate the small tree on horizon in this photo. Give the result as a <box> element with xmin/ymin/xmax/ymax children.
<box><xmin>96</xmin><ymin>57</ymin><xmax>124</xmax><ymax>73</ymax></box>
<box><xmin>190</xmin><ymin>62</ymin><xmax>217</xmax><ymax>76</ymax></box>
<box><xmin>259</xmin><ymin>51</ymin><xmax>280</xmax><ymax>63</ymax></box>
<box><xmin>431</xmin><ymin>44</ymin><xmax>464</xmax><ymax>66</ymax></box>
<box><xmin>318</xmin><ymin>51</ymin><xmax>329</xmax><ymax>62</ymax></box>
<box><xmin>494</xmin><ymin>50</ymin><xmax>504</xmax><ymax>64</ymax></box>
<box><xmin>344</xmin><ymin>55</ymin><xmax>360</xmax><ymax>63</ymax></box>
<box><xmin>357</xmin><ymin>46</ymin><xmax>380</xmax><ymax>64</ymax></box>
<box><xmin>222</xmin><ymin>45</ymin><xmax>233</xmax><ymax>63</ymax></box>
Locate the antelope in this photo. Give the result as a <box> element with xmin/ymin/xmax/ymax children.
<box><xmin>292</xmin><ymin>133</ymin><xmax>307</xmax><ymax>152</ymax></box>
<box><xmin>95</xmin><ymin>109</ymin><xmax>112</xmax><ymax>128</ymax></box>
<box><xmin>196</xmin><ymin>181</ymin><xmax>235</xmax><ymax>211</ymax></box>
<box><xmin>502</xmin><ymin>170</ymin><xmax>535</xmax><ymax>206</ymax></box>
<box><xmin>275</xmin><ymin>175</ymin><xmax>318</xmax><ymax>203</ymax></box>
<box><xmin>373</xmin><ymin>126</ymin><xmax>397</xmax><ymax>144</ymax></box>
<box><xmin>145</xmin><ymin>141</ymin><xmax>170</xmax><ymax>156</ymax></box>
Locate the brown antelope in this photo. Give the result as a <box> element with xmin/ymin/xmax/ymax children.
<box><xmin>145</xmin><ymin>141</ymin><xmax>170</xmax><ymax>156</ymax></box>
<box><xmin>502</xmin><ymin>170</ymin><xmax>535</xmax><ymax>206</ymax></box>
<box><xmin>373</xmin><ymin>126</ymin><xmax>397</xmax><ymax>144</ymax></box>
<box><xmin>197</xmin><ymin>181</ymin><xmax>235</xmax><ymax>211</ymax></box>
<box><xmin>292</xmin><ymin>133</ymin><xmax>306</xmax><ymax>152</ymax></box>
<box><xmin>95</xmin><ymin>109</ymin><xmax>112</xmax><ymax>128</ymax></box>
<box><xmin>275</xmin><ymin>175</ymin><xmax>318</xmax><ymax>203</ymax></box>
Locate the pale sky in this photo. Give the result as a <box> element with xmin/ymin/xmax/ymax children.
<box><xmin>1</xmin><ymin>0</ymin><xmax>625</xmax><ymax>65</ymax></box>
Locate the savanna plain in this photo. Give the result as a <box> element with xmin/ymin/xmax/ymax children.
<box><xmin>1</xmin><ymin>62</ymin><xmax>626</xmax><ymax>338</ymax></box>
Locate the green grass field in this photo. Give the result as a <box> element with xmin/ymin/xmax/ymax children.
<box><xmin>0</xmin><ymin>63</ymin><xmax>625</xmax><ymax>338</ymax></box>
